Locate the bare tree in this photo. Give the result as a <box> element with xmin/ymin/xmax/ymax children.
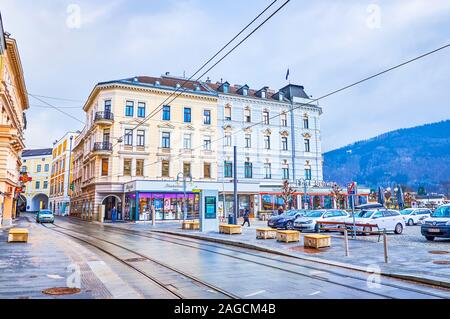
<box><xmin>281</xmin><ymin>180</ymin><xmax>296</xmax><ymax>210</ymax></box>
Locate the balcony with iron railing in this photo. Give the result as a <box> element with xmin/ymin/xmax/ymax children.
<box><xmin>92</xmin><ymin>142</ymin><xmax>113</xmax><ymax>155</ymax></box>
<box><xmin>94</xmin><ymin>111</ymin><xmax>114</xmax><ymax>126</ymax></box>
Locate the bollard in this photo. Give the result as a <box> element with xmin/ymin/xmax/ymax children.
<box><xmin>344</xmin><ymin>229</ymin><xmax>350</xmax><ymax>257</ymax></box>
<box><xmin>383</xmin><ymin>231</ymin><xmax>388</xmax><ymax>263</ymax></box>
<box><xmin>151</xmin><ymin>205</ymin><xmax>156</xmax><ymax>227</ymax></box>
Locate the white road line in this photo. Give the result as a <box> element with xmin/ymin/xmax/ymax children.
<box><xmin>309</xmin><ymin>291</ymin><xmax>321</xmax><ymax>296</ymax></box>
<box><xmin>47</xmin><ymin>274</ymin><xmax>64</xmax><ymax>279</ymax></box>
<box><xmin>245</xmin><ymin>290</ymin><xmax>266</xmax><ymax>297</ymax></box>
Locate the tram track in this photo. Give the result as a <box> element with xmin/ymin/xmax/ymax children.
<box><xmin>41</xmin><ymin>223</ymin><xmax>239</xmax><ymax>300</ymax></box>
<box><xmin>62</xmin><ymin>218</ymin><xmax>450</xmax><ymax>299</ymax></box>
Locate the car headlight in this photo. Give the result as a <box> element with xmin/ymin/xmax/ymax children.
<box><xmin>304</xmin><ymin>220</ymin><xmax>313</xmax><ymax>224</ymax></box>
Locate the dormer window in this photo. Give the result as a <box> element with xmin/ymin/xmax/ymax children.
<box><xmin>261</xmin><ymin>91</ymin><xmax>266</xmax><ymax>99</ymax></box>
<box><xmin>176</xmin><ymin>83</ymin><xmax>181</xmax><ymax>89</ymax></box>
<box><xmin>155</xmin><ymin>81</ymin><xmax>161</xmax><ymax>86</ymax></box>
<box><xmin>242</xmin><ymin>88</ymin><xmax>248</xmax><ymax>96</ymax></box>
<box><xmin>223</xmin><ymin>84</ymin><xmax>229</xmax><ymax>93</ymax></box>
<box><xmin>279</xmin><ymin>92</ymin><xmax>284</xmax><ymax>101</ymax></box>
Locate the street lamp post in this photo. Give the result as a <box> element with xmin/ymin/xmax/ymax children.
<box><xmin>177</xmin><ymin>172</ymin><xmax>192</xmax><ymax>221</ymax></box>
<box><xmin>67</xmin><ymin>135</ymin><xmax>74</xmax><ymax>216</ymax></box>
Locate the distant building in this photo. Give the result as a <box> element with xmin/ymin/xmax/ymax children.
<box><xmin>20</xmin><ymin>149</ymin><xmax>52</xmax><ymax>212</ymax></box>
<box><xmin>49</xmin><ymin>132</ymin><xmax>78</xmax><ymax>215</ymax></box>
<box><xmin>414</xmin><ymin>194</ymin><xmax>447</xmax><ymax>208</ymax></box>
<box><xmin>0</xmin><ymin>15</ymin><xmax>29</xmax><ymax>226</ymax></box>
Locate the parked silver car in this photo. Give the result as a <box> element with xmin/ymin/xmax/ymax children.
<box><xmin>294</xmin><ymin>210</ymin><xmax>349</xmax><ymax>232</ymax></box>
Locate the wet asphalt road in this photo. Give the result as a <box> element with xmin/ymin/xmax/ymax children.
<box><xmin>38</xmin><ymin>216</ymin><xmax>450</xmax><ymax>299</ymax></box>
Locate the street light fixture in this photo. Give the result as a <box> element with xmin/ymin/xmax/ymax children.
<box><xmin>177</xmin><ymin>172</ymin><xmax>192</xmax><ymax>221</ymax></box>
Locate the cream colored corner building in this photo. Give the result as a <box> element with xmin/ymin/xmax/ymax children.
<box><xmin>71</xmin><ymin>76</ymin><xmax>218</xmax><ymax>222</ymax></box>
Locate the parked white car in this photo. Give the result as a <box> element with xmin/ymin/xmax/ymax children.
<box><xmin>400</xmin><ymin>208</ymin><xmax>432</xmax><ymax>226</ymax></box>
<box><xmin>294</xmin><ymin>210</ymin><xmax>349</xmax><ymax>232</ymax></box>
<box><xmin>343</xmin><ymin>209</ymin><xmax>405</xmax><ymax>234</ymax></box>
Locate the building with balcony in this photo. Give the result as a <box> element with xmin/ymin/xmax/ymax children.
<box><xmin>0</xmin><ymin>16</ymin><xmax>29</xmax><ymax>227</ymax></box>
<box><xmin>204</xmin><ymin>81</ymin><xmax>324</xmax><ymax>215</ymax></box>
<box><xmin>19</xmin><ymin>149</ymin><xmax>52</xmax><ymax>212</ymax></box>
<box><xmin>70</xmin><ymin>75</ymin><xmax>219</xmax><ymax>222</ymax></box>
<box><xmin>49</xmin><ymin>132</ymin><xmax>78</xmax><ymax>215</ymax></box>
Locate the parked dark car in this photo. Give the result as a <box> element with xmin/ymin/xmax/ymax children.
<box><xmin>421</xmin><ymin>204</ymin><xmax>450</xmax><ymax>241</ymax></box>
<box><xmin>267</xmin><ymin>210</ymin><xmax>308</xmax><ymax>230</ymax></box>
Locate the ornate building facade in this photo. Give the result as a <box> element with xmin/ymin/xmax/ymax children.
<box><xmin>0</xmin><ymin>19</ymin><xmax>29</xmax><ymax>226</ymax></box>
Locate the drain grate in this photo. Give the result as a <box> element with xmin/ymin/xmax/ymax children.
<box><xmin>433</xmin><ymin>260</ymin><xmax>450</xmax><ymax>265</ymax></box>
<box><xmin>42</xmin><ymin>287</ymin><xmax>81</xmax><ymax>295</ymax></box>
<box><xmin>124</xmin><ymin>257</ymin><xmax>147</xmax><ymax>263</ymax></box>
<box><xmin>429</xmin><ymin>251</ymin><xmax>449</xmax><ymax>255</ymax></box>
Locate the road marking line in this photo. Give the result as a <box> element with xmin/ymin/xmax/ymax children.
<box><xmin>245</xmin><ymin>290</ymin><xmax>266</xmax><ymax>297</ymax></box>
<box><xmin>47</xmin><ymin>274</ymin><xmax>64</xmax><ymax>279</ymax></box>
<box><xmin>309</xmin><ymin>291</ymin><xmax>321</xmax><ymax>296</ymax></box>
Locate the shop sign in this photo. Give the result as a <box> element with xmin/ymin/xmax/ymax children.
<box><xmin>192</xmin><ymin>189</ymin><xmax>201</xmax><ymax>193</ymax></box>
<box><xmin>297</xmin><ymin>179</ymin><xmax>336</xmax><ymax>188</ymax></box>
<box><xmin>124</xmin><ymin>183</ymin><xmax>136</xmax><ymax>193</ymax></box>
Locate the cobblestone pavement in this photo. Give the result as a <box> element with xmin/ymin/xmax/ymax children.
<box><xmin>107</xmin><ymin>218</ymin><xmax>450</xmax><ymax>287</ymax></box>
<box><xmin>0</xmin><ymin>216</ymin><xmax>173</xmax><ymax>299</ymax></box>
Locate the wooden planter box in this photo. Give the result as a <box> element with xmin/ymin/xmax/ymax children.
<box><xmin>190</xmin><ymin>221</ymin><xmax>200</xmax><ymax>230</ymax></box>
<box><xmin>304</xmin><ymin>234</ymin><xmax>331</xmax><ymax>249</ymax></box>
<box><xmin>182</xmin><ymin>221</ymin><xmax>194</xmax><ymax>230</ymax></box>
<box><xmin>256</xmin><ymin>228</ymin><xmax>277</xmax><ymax>239</ymax></box>
<box><xmin>219</xmin><ymin>224</ymin><xmax>242</xmax><ymax>235</ymax></box>
<box><xmin>276</xmin><ymin>230</ymin><xmax>300</xmax><ymax>243</ymax></box>
<box><xmin>8</xmin><ymin>228</ymin><xmax>29</xmax><ymax>243</ymax></box>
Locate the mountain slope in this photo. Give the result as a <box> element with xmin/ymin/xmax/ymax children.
<box><xmin>323</xmin><ymin>120</ymin><xmax>450</xmax><ymax>193</ymax></box>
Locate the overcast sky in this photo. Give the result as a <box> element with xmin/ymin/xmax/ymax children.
<box><xmin>1</xmin><ymin>0</ymin><xmax>449</xmax><ymax>152</ymax></box>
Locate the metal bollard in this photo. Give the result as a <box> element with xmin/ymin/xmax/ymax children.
<box><xmin>383</xmin><ymin>231</ymin><xmax>388</xmax><ymax>263</ymax></box>
<box><xmin>344</xmin><ymin>229</ymin><xmax>350</xmax><ymax>257</ymax></box>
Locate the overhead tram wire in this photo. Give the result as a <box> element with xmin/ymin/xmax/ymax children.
<box><xmin>107</xmin><ymin>42</ymin><xmax>450</xmax><ymax>179</ymax></box>
<box><xmin>111</xmin><ymin>0</ymin><xmax>286</xmax><ymax>148</ymax></box>
<box><xmin>28</xmin><ymin>93</ymin><xmax>85</xmax><ymax>125</ymax></box>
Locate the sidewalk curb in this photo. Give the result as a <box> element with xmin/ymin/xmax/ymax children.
<box><xmin>151</xmin><ymin>229</ymin><xmax>450</xmax><ymax>289</ymax></box>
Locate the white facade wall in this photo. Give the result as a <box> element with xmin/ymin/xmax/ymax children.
<box><xmin>217</xmin><ymin>94</ymin><xmax>323</xmax><ymax>185</ymax></box>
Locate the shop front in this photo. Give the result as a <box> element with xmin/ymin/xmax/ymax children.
<box><xmin>125</xmin><ymin>192</ymin><xmax>200</xmax><ymax>221</ymax></box>
<box><xmin>123</xmin><ymin>180</ymin><xmax>205</xmax><ymax>222</ymax></box>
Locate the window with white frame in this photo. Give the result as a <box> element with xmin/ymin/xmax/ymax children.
<box><xmin>245</xmin><ymin>134</ymin><xmax>251</xmax><ymax>148</ymax></box>
<box><xmin>264</xmin><ymin>163</ymin><xmax>272</xmax><ymax>179</ymax></box>
<box><xmin>281</xmin><ymin>113</ymin><xmax>288</xmax><ymax>127</ymax></box>
<box><xmin>263</xmin><ymin>111</ymin><xmax>270</xmax><ymax>125</ymax></box>
<box><xmin>225</xmin><ymin>133</ymin><xmax>232</xmax><ymax>147</ymax></box>
<box><xmin>264</xmin><ymin>135</ymin><xmax>271</xmax><ymax>150</ymax></box>
<box><xmin>203</xmin><ymin>136</ymin><xmax>212</xmax><ymax>151</ymax></box>
<box><xmin>183</xmin><ymin>134</ymin><xmax>192</xmax><ymax>149</ymax></box>
<box><xmin>124</xmin><ymin>129</ymin><xmax>133</xmax><ymax>146</ymax></box>
<box><xmin>225</xmin><ymin>105</ymin><xmax>232</xmax><ymax>121</ymax></box>
<box><xmin>282</xmin><ymin>137</ymin><xmax>288</xmax><ymax>151</ymax></box>
<box><xmin>137</xmin><ymin>130</ymin><xmax>145</xmax><ymax>147</ymax></box>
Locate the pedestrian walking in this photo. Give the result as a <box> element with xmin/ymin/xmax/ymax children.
<box><xmin>242</xmin><ymin>208</ymin><xmax>251</xmax><ymax>227</ymax></box>
<box><xmin>277</xmin><ymin>206</ymin><xmax>284</xmax><ymax>215</ymax></box>
<box><xmin>111</xmin><ymin>206</ymin><xmax>117</xmax><ymax>223</ymax></box>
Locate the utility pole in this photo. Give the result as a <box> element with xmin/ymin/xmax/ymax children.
<box><xmin>233</xmin><ymin>146</ymin><xmax>238</xmax><ymax>225</ymax></box>
<box><xmin>177</xmin><ymin>172</ymin><xmax>192</xmax><ymax>221</ymax></box>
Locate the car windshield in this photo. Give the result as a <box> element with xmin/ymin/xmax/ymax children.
<box><xmin>431</xmin><ymin>206</ymin><xmax>450</xmax><ymax>218</ymax></box>
<box><xmin>400</xmin><ymin>209</ymin><xmax>414</xmax><ymax>215</ymax></box>
<box><xmin>305</xmin><ymin>211</ymin><xmax>324</xmax><ymax>218</ymax></box>
<box><xmin>285</xmin><ymin>211</ymin><xmax>298</xmax><ymax>216</ymax></box>
<box><xmin>40</xmin><ymin>210</ymin><xmax>53</xmax><ymax>215</ymax></box>
<box><xmin>354</xmin><ymin>210</ymin><xmax>374</xmax><ymax>218</ymax></box>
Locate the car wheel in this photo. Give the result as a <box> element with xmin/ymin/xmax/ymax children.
<box><xmin>286</xmin><ymin>221</ymin><xmax>294</xmax><ymax>230</ymax></box>
<box><xmin>408</xmin><ymin>219</ymin><xmax>414</xmax><ymax>226</ymax></box>
<box><xmin>394</xmin><ymin>223</ymin><xmax>403</xmax><ymax>235</ymax></box>
<box><xmin>425</xmin><ymin>236</ymin><xmax>435</xmax><ymax>241</ymax></box>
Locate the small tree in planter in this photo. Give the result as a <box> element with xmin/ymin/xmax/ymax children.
<box><xmin>281</xmin><ymin>180</ymin><xmax>296</xmax><ymax>210</ymax></box>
